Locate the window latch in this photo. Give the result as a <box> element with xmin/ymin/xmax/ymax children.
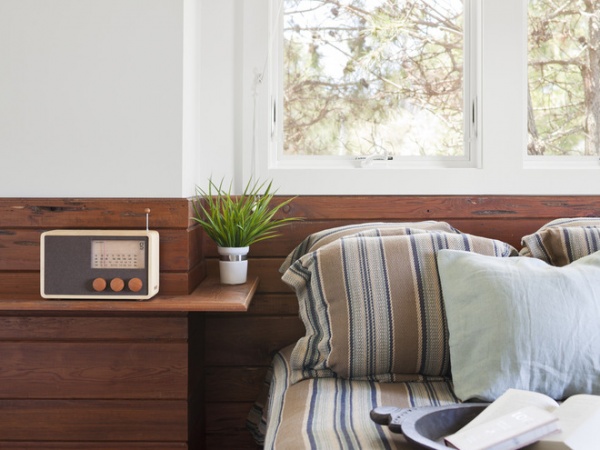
<box><xmin>355</xmin><ymin>154</ymin><xmax>394</xmax><ymax>168</ymax></box>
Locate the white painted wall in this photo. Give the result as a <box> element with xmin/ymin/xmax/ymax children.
<box><xmin>0</xmin><ymin>0</ymin><xmax>190</xmax><ymax>197</ymax></box>
<box><xmin>197</xmin><ymin>0</ymin><xmax>242</xmax><ymax>193</ymax></box>
<box><xmin>3</xmin><ymin>0</ymin><xmax>598</xmax><ymax>197</ymax></box>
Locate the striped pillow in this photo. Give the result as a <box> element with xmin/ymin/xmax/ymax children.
<box><xmin>521</xmin><ymin>218</ymin><xmax>600</xmax><ymax>266</ymax></box>
<box><xmin>280</xmin><ymin>221</ymin><xmax>460</xmax><ymax>273</ymax></box>
<box><xmin>282</xmin><ymin>232</ymin><xmax>516</xmax><ymax>384</ymax></box>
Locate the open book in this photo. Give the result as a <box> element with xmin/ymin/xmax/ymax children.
<box><xmin>444</xmin><ymin>389</ymin><xmax>600</xmax><ymax>450</ymax></box>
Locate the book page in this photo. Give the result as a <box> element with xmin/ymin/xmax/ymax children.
<box><xmin>459</xmin><ymin>389</ymin><xmax>560</xmax><ymax>432</ymax></box>
<box><xmin>532</xmin><ymin>394</ymin><xmax>600</xmax><ymax>449</ymax></box>
<box><xmin>445</xmin><ymin>405</ymin><xmax>560</xmax><ymax>450</ymax></box>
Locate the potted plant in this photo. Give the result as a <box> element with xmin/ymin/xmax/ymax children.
<box><xmin>192</xmin><ymin>178</ymin><xmax>300</xmax><ymax>284</ymax></box>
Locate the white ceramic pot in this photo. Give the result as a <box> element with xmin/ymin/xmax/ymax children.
<box><xmin>217</xmin><ymin>246</ymin><xmax>249</xmax><ymax>285</ymax></box>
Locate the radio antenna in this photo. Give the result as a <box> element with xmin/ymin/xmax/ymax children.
<box><xmin>144</xmin><ymin>208</ymin><xmax>151</xmax><ymax>231</ymax></box>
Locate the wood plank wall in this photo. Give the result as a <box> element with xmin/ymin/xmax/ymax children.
<box><xmin>0</xmin><ymin>198</ymin><xmax>204</xmax><ymax>296</ymax></box>
<box><xmin>202</xmin><ymin>195</ymin><xmax>600</xmax><ymax>449</ymax></box>
<box><xmin>0</xmin><ymin>198</ymin><xmax>204</xmax><ymax>449</ymax></box>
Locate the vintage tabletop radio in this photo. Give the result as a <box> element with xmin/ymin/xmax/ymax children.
<box><xmin>40</xmin><ymin>226</ymin><xmax>159</xmax><ymax>300</ymax></box>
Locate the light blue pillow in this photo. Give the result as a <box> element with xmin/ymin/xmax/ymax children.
<box><xmin>437</xmin><ymin>249</ymin><xmax>600</xmax><ymax>402</ymax></box>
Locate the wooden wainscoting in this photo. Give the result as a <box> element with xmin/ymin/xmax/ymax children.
<box><xmin>202</xmin><ymin>195</ymin><xmax>600</xmax><ymax>449</ymax></box>
<box><xmin>0</xmin><ymin>198</ymin><xmax>205</xmax><ymax>449</ymax></box>
<box><xmin>0</xmin><ymin>198</ymin><xmax>204</xmax><ymax>296</ymax></box>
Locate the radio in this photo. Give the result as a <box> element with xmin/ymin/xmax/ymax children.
<box><xmin>41</xmin><ymin>221</ymin><xmax>160</xmax><ymax>301</ymax></box>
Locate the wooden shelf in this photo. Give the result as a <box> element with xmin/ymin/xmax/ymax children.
<box><xmin>0</xmin><ymin>276</ymin><xmax>259</xmax><ymax>312</ymax></box>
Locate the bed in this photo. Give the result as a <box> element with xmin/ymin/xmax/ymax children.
<box><xmin>247</xmin><ymin>218</ymin><xmax>600</xmax><ymax>449</ymax></box>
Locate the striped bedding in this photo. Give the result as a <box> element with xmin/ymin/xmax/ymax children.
<box><xmin>247</xmin><ymin>345</ymin><xmax>460</xmax><ymax>449</ymax></box>
<box><xmin>520</xmin><ymin>217</ymin><xmax>600</xmax><ymax>265</ymax></box>
<box><xmin>247</xmin><ymin>223</ymin><xmax>517</xmax><ymax>449</ymax></box>
<box><xmin>246</xmin><ymin>218</ymin><xmax>600</xmax><ymax>448</ymax></box>
<box><xmin>279</xmin><ymin>221</ymin><xmax>460</xmax><ymax>273</ymax></box>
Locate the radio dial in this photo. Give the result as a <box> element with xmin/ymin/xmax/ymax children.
<box><xmin>128</xmin><ymin>278</ymin><xmax>143</xmax><ymax>293</ymax></box>
<box><xmin>110</xmin><ymin>278</ymin><xmax>125</xmax><ymax>292</ymax></box>
<box><xmin>92</xmin><ymin>278</ymin><xmax>107</xmax><ymax>292</ymax></box>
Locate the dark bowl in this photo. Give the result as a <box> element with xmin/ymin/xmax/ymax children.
<box><xmin>372</xmin><ymin>404</ymin><xmax>489</xmax><ymax>449</ymax></box>
<box><xmin>403</xmin><ymin>404</ymin><xmax>488</xmax><ymax>449</ymax></box>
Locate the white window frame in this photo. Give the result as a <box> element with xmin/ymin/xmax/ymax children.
<box><xmin>240</xmin><ymin>0</ymin><xmax>600</xmax><ymax>195</ymax></box>
<box><xmin>270</xmin><ymin>0</ymin><xmax>478</xmax><ymax>169</ymax></box>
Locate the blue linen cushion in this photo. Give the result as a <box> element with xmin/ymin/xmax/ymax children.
<box><xmin>437</xmin><ymin>249</ymin><xmax>600</xmax><ymax>402</ymax></box>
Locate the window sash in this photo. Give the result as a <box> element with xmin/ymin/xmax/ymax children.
<box><xmin>269</xmin><ymin>0</ymin><xmax>480</xmax><ymax>168</ymax></box>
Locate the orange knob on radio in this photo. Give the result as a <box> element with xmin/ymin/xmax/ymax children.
<box><xmin>110</xmin><ymin>278</ymin><xmax>125</xmax><ymax>292</ymax></box>
<box><xmin>92</xmin><ymin>278</ymin><xmax>107</xmax><ymax>292</ymax></box>
<box><xmin>128</xmin><ymin>278</ymin><xmax>143</xmax><ymax>292</ymax></box>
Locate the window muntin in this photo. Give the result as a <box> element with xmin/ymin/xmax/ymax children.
<box><xmin>280</xmin><ymin>0</ymin><xmax>467</xmax><ymax>160</ymax></box>
<box><xmin>528</xmin><ymin>0</ymin><xmax>600</xmax><ymax>157</ymax></box>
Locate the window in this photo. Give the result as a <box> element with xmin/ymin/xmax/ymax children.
<box><xmin>240</xmin><ymin>0</ymin><xmax>600</xmax><ymax>195</ymax></box>
<box><xmin>528</xmin><ymin>0</ymin><xmax>600</xmax><ymax>157</ymax></box>
<box><xmin>280</xmin><ymin>0</ymin><xmax>469</xmax><ymax>160</ymax></box>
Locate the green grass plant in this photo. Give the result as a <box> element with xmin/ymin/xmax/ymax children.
<box><xmin>192</xmin><ymin>178</ymin><xmax>301</xmax><ymax>248</ymax></box>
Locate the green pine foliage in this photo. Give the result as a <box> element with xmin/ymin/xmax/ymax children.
<box><xmin>283</xmin><ymin>0</ymin><xmax>599</xmax><ymax>157</ymax></box>
<box><xmin>192</xmin><ymin>178</ymin><xmax>301</xmax><ymax>248</ymax></box>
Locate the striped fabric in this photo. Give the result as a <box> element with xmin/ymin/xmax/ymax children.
<box><xmin>283</xmin><ymin>232</ymin><xmax>516</xmax><ymax>383</ymax></box>
<box><xmin>280</xmin><ymin>221</ymin><xmax>460</xmax><ymax>273</ymax></box>
<box><xmin>521</xmin><ymin>217</ymin><xmax>600</xmax><ymax>266</ymax></box>
<box><xmin>247</xmin><ymin>345</ymin><xmax>460</xmax><ymax>449</ymax></box>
